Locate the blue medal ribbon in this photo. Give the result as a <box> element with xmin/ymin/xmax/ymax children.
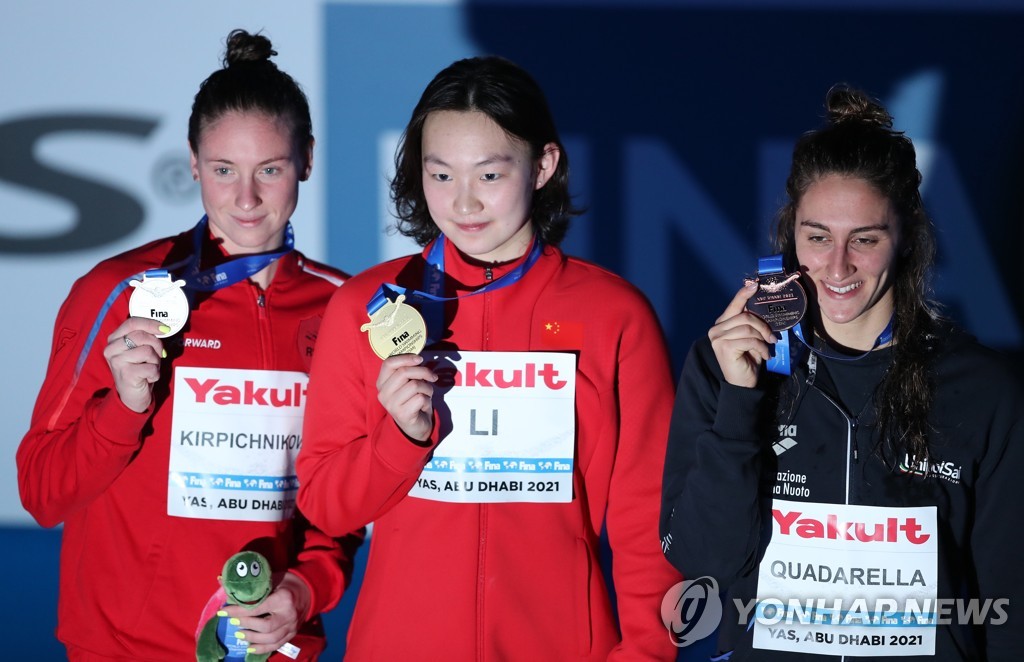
<box><xmin>365</xmin><ymin>235</ymin><xmax>543</xmax><ymax>345</ymax></box>
<box><xmin>72</xmin><ymin>216</ymin><xmax>293</xmax><ymax>380</ymax></box>
<box><xmin>793</xmin><ymin>317</ymin><xmax>894</xmax><ymax>361</ymax></box>
<box><xmin>758</xmin><ymin>255</ymin><xmax>794</xmax><ymax>376</ymax></box>
<box><xmin>757</xmin><ymin>254</ymin><xmax>894</xmax><ymax>375</ymax></box>
<box><xmin>180</xmin><ymin>215</ymin><xmax>294</xmax><ymax>292</ymax></box>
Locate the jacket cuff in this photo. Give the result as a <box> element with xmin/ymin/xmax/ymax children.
<box><xmin>713</xmin><ymin>382</ymin><xmax>767</xmax><ymax>440</ymax></box>
<box><xmin>373</xmin><ymin>413</ymin><xmax>438</xmax><ymax>476</ymax></box>
<box><xmin>89</xmin><ymin>392</ymin><xmax>150</xmax><ymax>447</ymax></box>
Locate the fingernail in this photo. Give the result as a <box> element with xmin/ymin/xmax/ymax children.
<box><xmin>158</xmin><ymin>325</ymin><xmax>172</xmax><ymax>334</ymax></box>
<box><xmin>743</xmin><ymin>278</ymin><xmax>757</xmax><ymax>288</ymax></box>
<box><xmin>234</xmin><ymin>631</ymin><xmax>246</xmax><ymax>640</ymax></box>
<box><xmin>229</xmin><ymin>618</ymin><xmax>241</xmax><ymax>626</ymax></box>
<box><xmin>216</xmin><ymin>611</ymin><xmax>228</xmax><ymax>617</ymax></box>
<box><xmin>247</xmin><ymin>648</ymin><xmax>256</xmax><ymax>654</ymax></box>
<box><xmin>161</xmin><ymin>349</ymin><xmax>168</xmax><ymax>359</ymax></box>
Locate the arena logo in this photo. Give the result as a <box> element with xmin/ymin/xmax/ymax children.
<box><xmin>0</xmin><ymin>114</ymin><xmax>159</xmax><ymax>254</ymax></box>
<box><xmin>660</xmin><ymin>576</ymin><xmax>723</xmax><ymax>648</ymax></box>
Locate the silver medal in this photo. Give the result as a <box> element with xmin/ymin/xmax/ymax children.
<box><xmin>128</xmin><ymin>272</ymin><xmax>189</xmax><ymax>338</ymax></box>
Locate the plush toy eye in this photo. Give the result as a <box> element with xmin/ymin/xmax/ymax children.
<box><xmin>250</xmin><ymin>561</ymin><xmax>262</xmax><ymax>577</ymax></box>
<box><xmin>236</xmin><ymin>561</ymin><xmax>249</xmax><ymax>577</ymax></box>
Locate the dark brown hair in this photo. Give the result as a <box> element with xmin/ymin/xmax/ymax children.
<box><xmin>773</xmin><ymin>84</ymin><xmax>941</xmax><ymax>465</ymax></box>
<box><xmin>390</xmin><ymin>56</ymin><xmax>579</xmax><ymax>247</ymax></box>
<box><xmin>188</xmin><ymin>29</ymin><xmax>312</xmax><ymax>158</ymax></box>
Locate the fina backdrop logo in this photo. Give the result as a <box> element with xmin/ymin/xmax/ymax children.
<box><xmin>660</xmin><ymin>576</ymin><xmax>723</xmax><ymax>648</ymax></box>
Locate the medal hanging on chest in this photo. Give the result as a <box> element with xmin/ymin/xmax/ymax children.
<box><xmin>360</xmin><ymin>236</ymin><xmax>545</xmax><ymax>359</ymax></box>
<box><xmin>128</xmin><ymin>269</ymin><xmax>189</xmax><ymax>338</ymax></box>
<box><xmin>360</xmin><ymin>293</ymin><xmax>428</xmax><ymax>359</ymax></box>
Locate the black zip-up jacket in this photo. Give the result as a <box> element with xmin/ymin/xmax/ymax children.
<box><xmin>661</xmin><ymin>327</ymin><xmax>1024</xmax><ymax>661</ymax></box>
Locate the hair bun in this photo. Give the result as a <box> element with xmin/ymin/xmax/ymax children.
<box><xmin>825</xmin><ymin>84</ymin><xmax>893</xmax><ymax>129</ymax></box>
<box><xmin>223</xmin><ymin>29</ymin><xmax>276</xmax><ymax>67</ymax></box>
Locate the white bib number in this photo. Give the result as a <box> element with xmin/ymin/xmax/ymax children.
<box><xmin>753</xmin><ymin>499</ymin><xmax>938</xmax><ymax>656</ymax></box>
<box><xmin>409</xmin><ymin>351</ymin><xmax>576</xmax><ymax>504</ymax></box>
<box><xmin>168</xmin><ymin>367</ymin><xmax>307</xmax><ymax>521</ymax></box>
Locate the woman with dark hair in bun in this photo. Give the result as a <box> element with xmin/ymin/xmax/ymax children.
<box><xmin>18</xmin><ymin>29</ymin><xmax>361</xmax><ymax>661</ymax></box>
<box><xmin>660</xmin><ymin>85</ymin><xmax>1024</xmax><ymax>660</ymax></box>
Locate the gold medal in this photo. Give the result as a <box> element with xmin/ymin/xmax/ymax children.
<box><xmin>360</xmin><ymin>294</ymin><xmax>427</xmax><ymax>359</ymax></box>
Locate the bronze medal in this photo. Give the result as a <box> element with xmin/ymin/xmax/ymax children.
<box><xmin>360</xmin><ymin>294</ymin><xmax>428</xmax><ymax>359</ymax></box>
<box><xmin>745</xmin><ymin>272</ymin><xmax>807</xmax><ymax>332</ymax></box>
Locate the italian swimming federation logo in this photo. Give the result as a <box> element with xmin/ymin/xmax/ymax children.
<box><xmin>661</xmin><ymin>576</ymin><xmax>723</xmax><ymax>647</ymax></box>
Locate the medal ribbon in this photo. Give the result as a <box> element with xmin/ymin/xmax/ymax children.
<box><xmin>758</xmin><ymin>255</ymin><xmax>794</xmax><ymax>376</ymax></box>
<box><xmin>757</xmin><ymin>254</ymin><xmax>894</xmax><ymax>374</ymax></box>
<box><xmin>70</xmin><ymin>217</ymin><xmax>293</xmax><ymax>381</ymax></box>
<box><xmin>365</xmin><ymin>235</ymin><xmax>543</xmax><ymax>345</ymax></box>
<box><xmin>179</xmin><ymin>215</ymin><xmax>293</xmax><ymax>292</ymax></box>
<box><xmin>793</xmin><ymin>317</ymin><xmax>894</xmax><ymax>362</ymax></box>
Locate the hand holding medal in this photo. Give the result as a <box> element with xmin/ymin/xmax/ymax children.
<box><xmin>742</xmin><ymin>255</ymin><xmax>807</xmax><ymax>376</ymax></box>
<box><xmin>128</xmin><ymin>270</ymin><xmax>189</xmax><ymax>338</ymax></box>
<box><xmin>103</xmin><ymin>316</ymin><xmax>170</xmax><ymax>413</ymax></box>
<box><xmin>360</xmin><ymin>293</ymin><xmax>428</xmax><ymax>359</ymax></box>
<box><xmin>743</xmin><ymin>263</ymin><xmax>807</xmax><ymax>333</ymax></box>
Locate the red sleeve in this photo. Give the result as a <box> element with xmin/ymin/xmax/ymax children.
<box><xmin>288</xmin><ymin>510</ymin><xmax>365</xmax><ymax>618</ymax></box>
<box><xmin>604</xmin><ymin>291</ymin><xmax>683</xmax><ymax>660</ymax></box>
<box><xmin>296</xmin><ymin>282</ymin><xmax>436</xmax><ymax>536</ymax></box>
<box><xmin>17</xmin><ymin>273</ymin><xmax>149</xmax><ymax>528</ymax></box>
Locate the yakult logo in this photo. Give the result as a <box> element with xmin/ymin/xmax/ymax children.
<box><xmin>773</xmin><ymin>509</ymin><xmax>931</xmax><ymax>545</ymax></box>
<box><xmin>183</xmin><ymin>377</ymin><xmax>307</xmax><ymax>408</ymax></box>
<box><xmin>429</xmin><ymin>361</ymin><xmax>568</xmax><ymax>390</ymax></box>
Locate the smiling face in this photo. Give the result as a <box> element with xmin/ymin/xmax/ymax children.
<box><xmin>221</xmin><ymin>551</ymin><xmax>272</xmax><ymax>607</ymax></box>
<box><xmin>795</xmin><ymin>174</ymin><xmax>901</xmax><ymax>350</ymax></box>
<box><xmin>420</xmin><ymin>110</ymin><xmax>558</xmax><ymax>263</ymax></box>
<box><xmin>190</xmin><ymin>111</ymin><xmax>312</xmax><ymax>256</ymax></box>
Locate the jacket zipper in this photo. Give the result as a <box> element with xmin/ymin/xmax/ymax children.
<box><xmin>804</xmin><ymin>353</ymin><xmax>859</xmax><ymax>504</ymax></box>
<box><xmin>477</xmin><ymin>264</ymin><xmax>493</xmax><ymax>661</ymax></box>
<box><xmin>255</xmin><ymin>288</ymin><xmax>271</xmax><ymax>368</ymax></box>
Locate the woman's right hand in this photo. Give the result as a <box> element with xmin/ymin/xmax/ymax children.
<box><xmin>709</xmin><ymin>281</ymin><xmax>777</xmax><ymax>388</ymax></box>
<box><xmin>377</xmin><ymin>354</ymin><xmax>438</xmax><ymax>442</ymax></box>
<box><xmin>102</xmin><ymin>317</ymin><xmax>168</xmax><ymax>413</ymax></box>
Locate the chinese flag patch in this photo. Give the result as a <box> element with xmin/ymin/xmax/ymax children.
<box><xmin>538</xmin><ymin>320</ymin><xmax>584</xmax><ymax>350</ymax></box>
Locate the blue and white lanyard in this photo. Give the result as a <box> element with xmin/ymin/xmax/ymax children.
<box><xmin>72</xmin><ymin>216</ymin><xmax>293</xmax><ymax>379</ymax></box>
<box><xmin>365</xmin><ymin>235</ymin><xmax>543</xmax><ymax>345</ymax></box>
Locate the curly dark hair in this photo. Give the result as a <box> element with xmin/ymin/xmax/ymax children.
<box><xmin>188</xmin><ymin>29</ymin><xmax>312</xmax><ymax>159</ymax></box>
<box><xmin>390</xmin><ymin>56</ymin><xmax>579</xmax><ymax>247</ymax></box>
<box><xmin>773</xmin><ymin>84</ymin><xmax>942</xmax><ymax>465</ymax></box>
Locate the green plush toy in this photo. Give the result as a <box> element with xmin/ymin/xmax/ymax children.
<box><xmin>196</xmin><ymin>551</ymin><xmax>274</xmax><ymax>662</ymax></box>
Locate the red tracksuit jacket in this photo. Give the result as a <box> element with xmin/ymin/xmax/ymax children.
<box><xmin>18</xmin><ymin>227</ymin><xmax>361</xmax><ymax>661</ymax></box>
<box><xmin>297</xmin><ymin>239</ymin><xmax>681</xmax><ymax>660</ymax></box>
